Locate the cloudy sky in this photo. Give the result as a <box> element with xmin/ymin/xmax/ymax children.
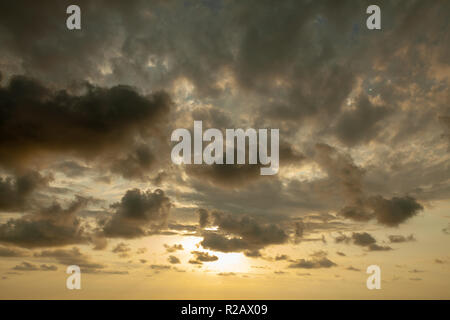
<box><xmin>0</xmin><ymin>0</ymin><xmax>449</xmax><ymax>299</ymax></box>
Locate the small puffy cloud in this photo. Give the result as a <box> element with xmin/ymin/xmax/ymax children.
<box><xmin>289</xmin><ymin>257</ymin><xmax>337</xmax><ymax>269</ymax></box>
<box><xmin>0</xmin><ymin>196</ymin><xmax>91</xmax><ymax>248</ymax></box>
<box><xmin>197</xmin><ymin>208</ymin><xmax>210</xmax><ymax>228</ymax></box>
<box><xmin>168</xmin><ymin>255</ymin><xmax>181</xmax><ymax>264</ymax></box>
<box><xmin>164</xmin><ymin>244</ymin><xmax>183</xmax><ymax>253</ymax></box>
<box><xmin>12</xmin><ymin>262</ymin><xmax>58</xmax><ymax>272</ymax></box>
<box><xmin>0</xmin><ymin>246</ymin><xmax>28</xmax><ymax>257</ymax></box>
<box><xmin>191</xmin><ymin>251</ymin><xmax>218</xmax><ymax>262</ymax></box>
<box><xmin>388</xmin><ymin>234</ymin><xmax>416</xmax><ymax>243</ymax></box>
<box><xmin>112</xmin><ymin>242</ymin><xmax>131</xmax><ymax>258</ymax></box>
<box><xmin>352</xmin><ymin>232</ymin><xmax>376</xmax><ymax>246</ymax></box>
<box><xmin>0</xmin><ymin>171</ymin><xmax>51</xmax><ymax>211</ymax></box>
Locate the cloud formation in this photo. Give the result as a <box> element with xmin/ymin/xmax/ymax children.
<box><xmin>102</xmin><ymin>189</ymin><xmax>172</xmax><ymax>238</ymax></box>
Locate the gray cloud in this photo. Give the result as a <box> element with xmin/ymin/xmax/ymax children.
<box><xmin>164</xmin><ymin>243</ymin><xmax>183</xmax><ymax>253</ymax></box>
<box><xmin>0</xmin><ymin>196</ymin><xmax>91</xmax><ymax>248</ymax></box>
<box><xmin>168</xmin><ymin>255</ymin><xmax>181</xmax><ymax>264</ymax></box>
<box><xmin>0</xmin><ymin>246</ymin><xmax>29</xmax><ymax>257</ymax></box>
<box><xmin>288</xmin><ymin>257</ymin><xmax>337</xmax><ymax>269</ymax></box>
<box><xmin>12</xmin><ymin>261</ymin><xmax>58</xmax><ymax>272</ymax></box>
<box><xmin>199</xmin><ymin>211</ymin><xmax>289</xmax><ymax>253</ymax></box>
<box><xmin>0</xmin><ymin>75</ymin><xmax>171</xmax><ymax>174</ymax></box>
<box><xmin>388</xmin><ymin>234</ymin><xmax>416</xmax><ymax>243</ymax></box>
<box><xmin>34</xmin><ymin>247</ymin><xmax>105</xmax><ymax>272</ymax></box>
<box><xmin>189</xmin><ymin>251</ymin><xmax>218</xmax><ymax>264</ymax></box>
<box><xmin>102</xmin><ymin>188</ymin><xmax>172</xmax><ymax>238</ymax></box>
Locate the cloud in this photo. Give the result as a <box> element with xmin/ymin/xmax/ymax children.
<box><xmin>0</xmin><ymin>246</ymin><xmax>28</xmax><ymax>257</ymax></box>
<box><xmin>150</xmin><ymin>264</ymin><xmax>171</xmax><ymax>271</ymax></box>
<box><xmin>53</xmin><ymin>161</ymin><xmax>90</xmax><ymax>178</ymax></box>
<box><xmin>217</xmin><ymin>272</ymin><xmax>236</xmax><ymax>277</ymax></box>
<box><xmin>368</xmin><ymin>196</ymin><xmax>423</xmax><ymax>227</ymax></box>
<box><xmin>102</xmin><ymin>188</ymin><xmax>172</xmax><ymax>238</ymax></box>
<box><xmin>112</xmin><ymin>242</ymin><xmax>131</xmax><ymax>258</ymax></box>
<box><xmin>346</xmin><ymin>266</ymin><xmax>361</xmax><ymax>272</ymax></box>
<box><xmin>352</xmin><ymin>232</ymin><xmax>376</xmax><ymax>246</ymax></box>
<box><xmin>351</xmin><ymin>232</ymin><xmax>392</xmax><ymax>251</ymax></box>
<box><xmin>0</xmin><ymin>75</ymin><xmax>171</xmax><ymax>173</ymax></box>
<box><xmin>12</xmin><ymin>262</ymin><xmax>38</xmax><ymax>271</ymax></box>
<box><xmin>367</xmin><ymin>243</ymin><xmax>392</xmax><ymax>252</ymax></box>
<box><xmin>199</xmin><ymin>211</ymin><xmax>289</xmax><ymax>253</ymax></box>
<box><xmin>388</xmin><ymin>234</ymin><xmax>416</xmax><ymax>243</ymax></box>
<box><xmin>244</xmin><ymin>250</ymin><xmax>262</xmax><ymax>258</ymax></box>
<box><xmin>168</xmin><ymin>255</ymin><xmax>181</xmax><ymax>264</ymax></box>
<box><xmin>275</xmin><ymin>254</ymin><xmax>289</xmax><ymax>261</ymax></box>
<box><xmin>190</xmin><ymin>251</ymin><xmax>218</xmax><ymax>264</ymax></box>
<box><xmin>0</xmin><ymin>196</ymin><xmax>91</xmax><ymax>248</ymax></box>
<box><xmin>331</xmin><ymin>95</ymin><xmax>391</xmax><ymax>146</ymax></box>
<box><xmin>34</xmin><ymin>247</ymin><xmax>104</xmax><ymax>272</ymax></box>
<box><xmin>164</xmin><ymin>244</ymin><xmax>184</xmax><ymax>253</ymax></box>
<box><xmin>0</xmin><ymin>171</ymin><xmax>51</xmax><ymax>211</ymax></box>
<box><xmin>12</xmin><ymin>261</ymin><xmax>57</xmax><ymax>271</ymax></box>
<box><xmin>39</xmin><ymin>264</ymin><xmax>58</xmax><ymax>271</ymax></box>
<box><xmin>197</xmin><ymin>208</ymin><xmax>210</xmax><ymax>228</ymax></box>
<box><xmin>288</xmin><ymin>257</ymin><xmax>337</xmax><ymax>269</ymax></box>
<box><xmin>315</xmin><ymin>143</ymin><xmax>423</xmax><ymax>227</ymax></box>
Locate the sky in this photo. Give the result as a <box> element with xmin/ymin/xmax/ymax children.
<box><xmin>0</xmin><ymin>0</ymin><xmax>449</xmax><ymax>299</ymax></box>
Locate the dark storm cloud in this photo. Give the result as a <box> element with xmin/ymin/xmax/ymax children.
<box><xmin>102</xmin><ymin>188</ymin><xmax>172</xmax><ymax>238</ymax></box>
<box><xmin>0</xmin><ymin>171</ymin><xmax>51</xmax><ymax>211</ymax></box>
<box><xmin>0</xmin><ymin>75</ymin><xmax>171</xmax><ymax>172</ymax></box>
<box><xmin>112</xmin><ymin>242</ymin><xmax>131</xmax><ymax>258</ymax></box>
<box><xmin>0</xmin><ymin>196</ymin><xmax>91</xmax><ymax>248</ymax></box>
